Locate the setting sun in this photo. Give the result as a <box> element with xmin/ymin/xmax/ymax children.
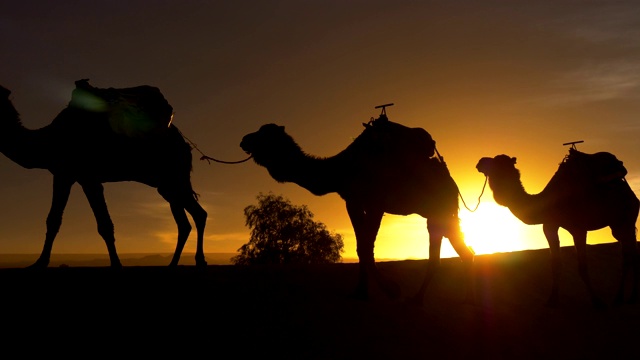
<box><xmin>356</xmin><ymin>202</ymin><xmax>543</xmax><ymax>262</ymax></box>
<box><xmin>460</xmin><ymin>202</ymin><xmax>534</xmax><ymax>256</ymax></box>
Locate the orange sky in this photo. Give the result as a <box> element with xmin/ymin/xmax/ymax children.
<box><xmin>1</xmin><ymin>1</ymin><xmax>640</xmax><ymax>262</ymax></box>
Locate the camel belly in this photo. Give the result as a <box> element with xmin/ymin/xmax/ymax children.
<box><xmin>343</xmin><ymin>184</ymin><xmax>457</xmax><ymax>217</ymax></box>
<box><xmin>342</xmin><ymin>159</ymin><xmax>460</xmax><ymax>217</ymax></box>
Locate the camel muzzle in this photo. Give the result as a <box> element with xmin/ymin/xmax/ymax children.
<box><xmin>476</xmin><ymin>158</ymin><xmax>492</xmax><ymax>174</ymax></box>
<box><xmin>239</xmin><ymin>139</ymin><xmax>252</xmax><ymax>154</ymax></box>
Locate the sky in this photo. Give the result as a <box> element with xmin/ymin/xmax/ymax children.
<box><xmin>1</xmin><ymin>0</ymin><xmax>640</xmax><ymax>262</ymax></box>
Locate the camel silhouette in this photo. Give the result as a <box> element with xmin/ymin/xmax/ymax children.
<box><xmin>240</xmin><ymin>113</ymin><xmax>474</xmax><ymax>304</ymax></box>
<box><xmin>0</xmin><ymin>80</ymin><xmax>208</xmax><ymax>268</ymax></box>
<box><xmin>476</xmin><ymin>149</ymin><xmax>639</xmax><ymax>307</ymax></box>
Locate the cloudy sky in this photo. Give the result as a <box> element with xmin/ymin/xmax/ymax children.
<box><xmin>1</xmin><ymin>0</ymin><xmax>640</xmax><ymax>262</ymax></box>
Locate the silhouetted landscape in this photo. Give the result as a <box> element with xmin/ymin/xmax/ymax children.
<box><xmin>3</xmin><ymin>3</ymin><xmax>640</xmax><ymax>358</ymax></box>
<box><xmin>0</xmin><ymin>252</ymin><xmax>239</xmax><ymax>268</ymax></box>
<box><xmin>2</xmin><ymin>242</ymin><xmax>639</xmax><ymax>359</ymax></box>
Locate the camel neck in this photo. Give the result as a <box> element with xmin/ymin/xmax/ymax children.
<box><xmin>490</xmin><ymin>177</ymin><xmax>546</xmax><ymax>225</ymax></box>
<box><xmin>0</xmin><ymin>122</ymin><xmax>52</xmax><ymax>170</ymax></box>
<box><xmin>289</xmin><ymin>156</ymin><xmax>344</xmax><ymax>195</ymax></box>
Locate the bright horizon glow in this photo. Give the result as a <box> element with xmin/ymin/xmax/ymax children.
<box><xmin>363</xmin><ymin>203</ymin><xmax>539</xmax><ymax>261</ymax></box>
<box><xmin>363</xmin><ymin>199</ymin><xmax>623</xmax><ymax>262</ymax></box>
<box><xmin>460</xmin><ymin>202</ymin><xmax>537</xmax><ymax>256</ymax></box>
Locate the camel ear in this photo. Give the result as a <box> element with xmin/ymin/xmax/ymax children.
<box><xmin>511</xmin><ymin>157</ymin><xmax>517</xmax><ymax>164</ymax></box>
<box><xmin>278</xmin><ymin>125</ymin><xmax>285</xmax><ymax>131</ymax></box>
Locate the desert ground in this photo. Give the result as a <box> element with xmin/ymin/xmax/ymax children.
<box><xmin>2</xmin><ymin>242</ymin><xmax>639</xmax><ymax>359</ymax></box>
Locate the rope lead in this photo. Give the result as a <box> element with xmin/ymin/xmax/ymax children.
<box><xmin>177</xmin><ymin>128</ymin><xmax>252</xmax><ymax>165</ymax></box>
<box><xmin>459</xmin><ymin>176</ymin><xmax>488</xmax><ymax>212</ymax></box>
<box><xmin>200</xmin><ymin>154</ymin><xmax>252</xmax><ymax>164</ymax></box>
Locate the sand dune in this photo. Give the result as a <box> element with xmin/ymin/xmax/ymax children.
<box><xmin>2</xmin><ymin>242</ymin><xmax>638</xmax><ymax>359</ymax></box>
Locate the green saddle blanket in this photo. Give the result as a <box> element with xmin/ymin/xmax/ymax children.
<box><xmin>69</xmin><ymin>79</ymin><xmax>174</xmax><ymax>137</ymax></box>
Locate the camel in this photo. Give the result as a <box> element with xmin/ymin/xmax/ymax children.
<box><xmin>476</xmin><ymin>149</ymin><xmax>639</xmax><ymax>307</ymax></box>
<box><xmin>240</xmin><ymin>114</ymin><xmax>474</xmax><ymax>304</ymax></box>
<box><xmin>0</xmin><ymin>80</ymin><xmax>208</xmax><ymax>268</ymax></box>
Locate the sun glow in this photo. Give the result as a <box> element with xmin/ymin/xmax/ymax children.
<box><xmin>339</xmin><ymin>199</ymin><xmax>602</xmax><ymax>262</ymax></box>
<box><xmin>460</xmin><ymin>201</ymin><xmax>535</xmax><ymax>256</ymax></box>
<box><xmin>361</xmin><ymin>203</ymin><xmax>541</xmax><ymax>262</ymax></box>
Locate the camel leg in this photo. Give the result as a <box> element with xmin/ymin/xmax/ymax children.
<box><xmin>158</xmin><ymin>185</ymin><xmax>205</xmax><ymax>268</ymax></box>
<box><xmin>29</xmin><ymin>176</ymin><xmax>74</xmax><ymax>269</ymax></box>
<box><xmin>409</xmin><ymin>222</ymin><xmax>443</xmax><ymax>306</ymax></box>
<box><xmin>629</xmin><ymin>240</ymin><xmax>640</xmax><ymax>303</ymax></box>
<box><xmin>346</xmin><ymin>203</ymin><xmax>395</xmax><ymax>300</ymax></box>
<box><xmin>543</xmin><ymin>224</ymin><xmax>561</xmax><ymax>307</ymax></box>
<box><xmin>346</xmin><ymin>202</ymin><xmax>371</xmax><ymax>300</ymax></box>
<box><xmin>572</xmin><ymin>230</ymin><xmax>605</xmax><ymax>309</ymax></box>
<box><xmin>184</xmin><ymin>197</ymin><xmax>208</xmax><ymax>268</ymax></box>
<box><xmin>410</xmin><ymin>216</ymin><xmax>475</xmax><ymax>306</ymax></box>
<box><xmin>611</xmin><ymin>226</ymin><xmax>639</xmax><ymax>304</ymax></box>
<box><xmin>81</xmin><ymin>182</ymin><xmax>122</xmax><ymax>269</ymax></box>
<box><xmin>168</xmin><ymin>202</ymin><xmax>192</xmax><ymax>267</ymax></box>
<box><xmin>447</xmin><ymin>220</ymin><xmax>475</xmax><ymax>304</ymax></box>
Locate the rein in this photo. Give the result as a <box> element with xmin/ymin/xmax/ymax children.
<box><xmin>178</xmin><ymin>128</ymin><xmax>252</xmax><ymax>165</ymax></box>
<box><xmin>435</xmin><ymin>146</ymin><xmax>487</xmax><ymax>212</ymax></box>
<box><xmin>459</xmin><ymin>176</ymin><xmax>488</xmax><ymax>212</ymax></box>
<box><xmin>200</xmin><ymin>154</ymin><xmax>252</xmax><ymax>164</ymax></box>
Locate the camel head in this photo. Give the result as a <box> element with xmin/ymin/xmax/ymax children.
<box><xmin>0</xmin><ymin>85</ymin><xmax>10</xmax><ymax>98</ymax></box>
<box><xmin>476</xmin><ymin>155</ymin><xmax>519</xmax><ymax>178</ymax></box>
<box><xmin>240</xmin><ymin>123</ymin><xmax>305</xmax><ymax>180</ymax></box>
<box><xmin>0</xmin><ymin>85</ymin><xmax>21</xmax><ymax>127</ymax></box>
<box><xmin>476</xmin><ymin>155</ymin><xmax>527</xmax><ymax>209</ymax></box>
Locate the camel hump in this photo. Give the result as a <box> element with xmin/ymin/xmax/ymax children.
<box><xmin>364</xmin><ymin>117</ymin><xmax>436</xmax><ymax>158</ymax></box>
<box><xmin>69</xmin><ymin>79</ymin><xmax>174</xmax><ymax>138</ymax></box>
<box><xmin>564</xmin><ymin>148</ymin><xmax>627</xmax><ymax>183</ymax></box>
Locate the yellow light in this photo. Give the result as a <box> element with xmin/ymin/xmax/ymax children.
<box><xmin>460</xmin><ymin>201</ymin><xmax>533</xmax><ymax>255</ymax></box>
<box><xmin>338</xmin><ymin>202</ymin><xmax>563</xmax><ymax>262</ymax></box>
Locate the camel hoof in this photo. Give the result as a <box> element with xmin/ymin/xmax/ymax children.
<box><xmin>380</xmin><ymin>279</ymin><xmax>402</xmax><ymax>300</ymax></box>
<box><xmin>545</xmin><ymin>299</ymin><xmax>559</xmax><ymax>308</ymax></box>
<box><xmin>405</xmin><ymin>295</ymin><xmax>425</xmax><ymax>307</ymax></box>
<box><xmin>351</xmin><ymin>288</ymin><xmax>369</xmax><ymax>302</ymax></box>
<box><xmin>26</xmin><ymin>258</ymin><xmax>49</xmax><ymax>270</ymax></box>
<box><xmin>592</xmin><ymin>297</ymin><xmax>607</xmax><ymax>311</ymax></box>
<box><xmin>545</xmin><ymin>293</ymin><xmax>560</xmax><ymax>308</ymax></box>
<box><xmin>613</xmin><ymin>293</ymin><xmax>625</xmax><ymax>306</ymax></box>
<box><xmin>615</xmin><ymin>291</ymin><xmax>638</xmax><ymax>305</ymax></box>
<box><xmin>462</xmin><ymin>293</ymin><xmax>477</xmax><ymax>306</ymax></box>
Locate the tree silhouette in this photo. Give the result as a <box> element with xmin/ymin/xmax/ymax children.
<box><xmin>232</xmin><ymin>193</ymin><xmax>344</xmax><ymax>265</ymax></box>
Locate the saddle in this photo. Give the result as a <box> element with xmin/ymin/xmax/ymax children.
<box><xmin>562</xmin><ymin>148</ymin><xmax>627</xmax><ymax>183</ymax></box>
<box><xmin>361</xmin><ymin>113</ymin><xmax>437</xmax><ymax>159</ymax></box>
<box><xmin>69</xmin><ymin>79</ymin><xmax>174</xmax><ymax>138</ymax></box>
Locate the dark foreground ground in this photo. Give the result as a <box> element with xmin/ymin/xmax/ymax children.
<box><xmin>2</xmin><ymin>242</ymin><xmax>639</xmax><ymax>359</ymax></box>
